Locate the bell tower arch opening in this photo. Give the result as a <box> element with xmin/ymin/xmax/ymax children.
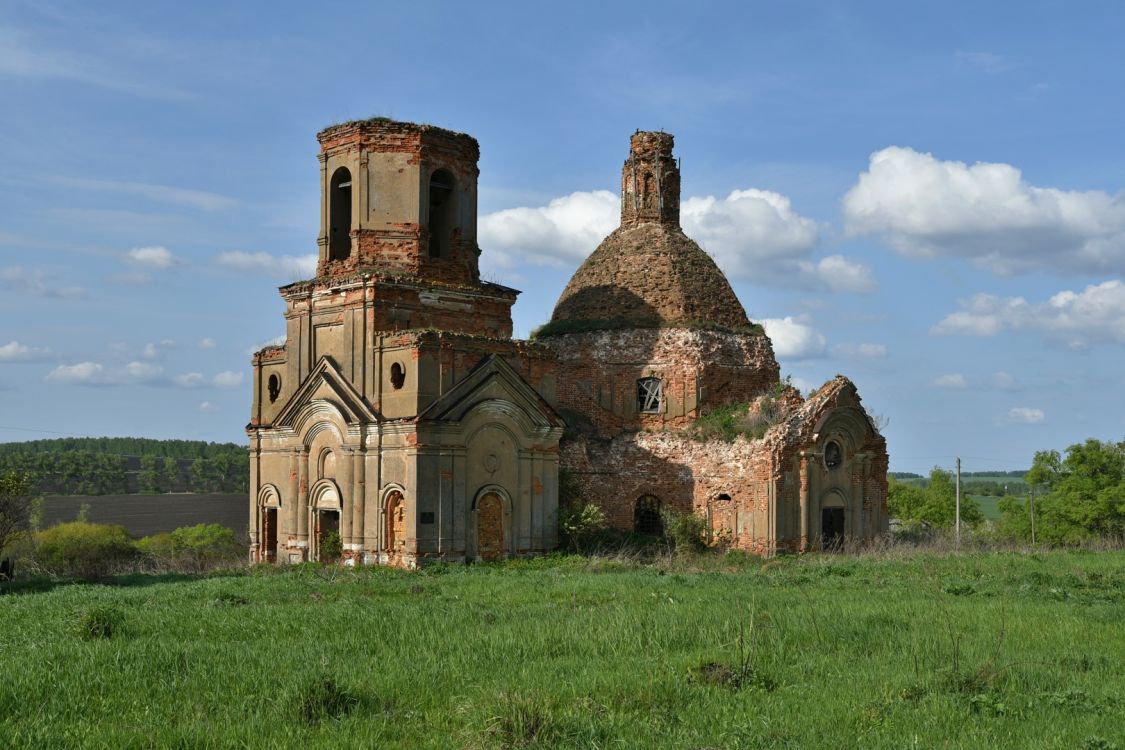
<box><xmin>329</xmin><ymin>166</ymin><xmax>352</xmax><ymax>261</ymax></box>
<box><xmin>428</xmin><ymin>168</ymin><xmax>456</xmax><ymax>259</ymax></box>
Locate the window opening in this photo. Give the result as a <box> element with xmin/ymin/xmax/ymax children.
<box><xmin>390</xmin><ymin>362</ymin><xmax>405</xmax><ymax>390</ymax></box>
<box><xmin>428</xmin><ymin>169</ymin><xmax>456</xmax><ymax>259</ymax></box>
<box><xmin>268</xmin><ymin>374</ymin><xmax>281</xmax><ymax>403</ymax></box>
<box><xmin>634</xmin><ymin>495</ymin><xmax>663</xmax><ymax>536</ymax></box>
<box><xmin>329</xmin><ymin>167</ymin><xmax>352</xmax><ymax>261</ymax></box>
<box><xmin>717</xmin><ymin>493</ymin><xmax>732</xmax><ymax>502</ymax></box>
<box><xmin>824</xmin><ymin>441</ymin><xmax>842</xmax><ymax>470</ymax></box>
<box><xmin>637</xmin><ymin>377</ymin><xmax>662</xmax><ymax>413</ymax></box>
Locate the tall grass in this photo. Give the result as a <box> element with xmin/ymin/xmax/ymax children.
<box><xmin>0</xmin><ymin>550</ymin><xmax>1123</xmax><ymax>748</ymax></box>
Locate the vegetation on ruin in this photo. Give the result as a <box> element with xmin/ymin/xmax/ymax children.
<box><xmin>2</xmin><ymin>549</ymin><xmax>1124</xmax><ymax>748</ymax></box>
<box><xmin>530</xmin><ymin>317</ymin><xmax>765</xmax><ymax>339</ymax></box>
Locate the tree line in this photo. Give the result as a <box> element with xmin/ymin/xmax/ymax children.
<box><xmin>0</xmin><ymin>439</ymin><xmax>248</xmax><ymax>495</ymax></box>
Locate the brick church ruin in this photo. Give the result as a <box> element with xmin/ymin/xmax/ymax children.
<box><xmin>247</xmin><ymin>118</ymin><xmax>888</xmax><ymax>566</ymax></box>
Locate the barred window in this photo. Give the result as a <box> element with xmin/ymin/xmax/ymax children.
<box><xmin>637</xmin><ymin>377</ymin><xmax>662</xmax><ymax>413</ymax></box>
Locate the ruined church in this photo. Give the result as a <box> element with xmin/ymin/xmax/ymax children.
<box><xmin>247</xmin><ymin>118</ymin><xmax>888</xmax><ymax>566</ymax></box>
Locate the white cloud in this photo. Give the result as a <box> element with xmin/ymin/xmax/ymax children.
<box><xmin>832</xmin><ymin>342</ymin><xmax>887</xmax><ymax>359</ymax></box>
<box><xmin>843</xmin><ymin>146</ymin><xmax>1125</xmax><ymax>276</ymax></box>
<box><xmin>122</xmin><ymin>361</ymin><xmax>161</xmax><ymax>380</ymax></box>
<box><xmin>480</xmin><ymin>190</ymin><xmax>619</xmax><ymax>269</ymax></box>
<box><xmin>173</xmin><ymin>372</ymin><xmax>205</xmax><ymax>388</ymax></box>
<box><xmin>140</xmin><ymin>340</ymin><xmax>176</xmax><ymax>360</ymax></box>
<box><xmin>45</xmin><ymin>362</ymin><xmax>106</xmax><ymax>386</ymax></box>
<box><xmin>198</xmin><ymin>338</ymin><xmax>217</xmax><ymax>349</ymax></box>
<box><xmin>932</xmin><ymin>280</ymin><xmax>1125</xmax><ymax>348</ymax></box>
<box><xmin>1008</xmin><ymin>407</ymin><xmax>1045</xmax><ymax>424</ymax></box>
<box><xmin>761</xmin><ymin>317</ymin><xmax>828</xmax><ymax>359</ymax></box>
<box><xmin>215</xmin><ymin>250</ymin><xmax>317</xmax><ymax>280</ymax></box>
<box><xmin>125</xmin><ymin>246</ymin><xmax>177</xmax><ymax>270</ymax></box>
<box><xmin>479</xmin><ymin>188</ymin><xmax>875</xmax><ymax>292</ymax></box>
<box><xmin>991</xmin><ymin>372</ymin><xmax>1020</xmax><ymax>391</ymax></box>
<box><xmin>1</xmin><ymin>266</ymin><xmax>85</xmax><ymax>299</ymax></box>
<box><xmin>931</xmin><ymin>373</ymin><xmax>968</xmax><ymax>389</ymax></box>
<box><xmin>51</xmin><ymin>176</ymin><xmax>236</xmax><ymax>211</ymax></box>
<box><xmin>213</xmin><ymin>370</ymin><xmax>243</xmax><ymax>387</ymax></box>
<box><xmin>0</xmin><ymin>340</ymin><xmax>52</xmax><ymax>362</ymax></box>
<box><xmin>197</xmin><ymin>401</ymin><xmax>218</xmax><ymax>413</ymax></box>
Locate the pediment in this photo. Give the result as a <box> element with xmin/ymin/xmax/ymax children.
<box><xmin>418</xmin><ymin>355</ymin><xmax>564</xmax><ymax>430</ymax></box>
<box><xmin>272</xmin><ymin>357</ymin><xmax>380</xmax><ymax>429</ymax></box>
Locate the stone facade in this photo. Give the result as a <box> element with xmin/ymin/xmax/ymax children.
<box><xmin>247</xmin><ymin>120</ymin><xmax>889</xmax><ymax>566</ymax></box>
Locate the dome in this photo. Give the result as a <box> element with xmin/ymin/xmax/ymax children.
<box><xmin>546</xmin><ymin>222</ymin><xmax>752</xmax><ymax>333</ymax></box>
<box><xmin>542</xmin><ymin>131</ymin><xmax>753</xmax><ymax>336</ymax></box>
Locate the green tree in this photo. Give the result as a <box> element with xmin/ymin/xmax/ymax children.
<box><xmin>1002</xmin><ymin>439</ymin><xmax>1125</xmax><ymax>544</ymax></box>
<box><xmin>163</xmin><ymin>457</ymin><xmax>181</xmax><ymax>492</ymax></box>
<box><xmin>0</xmin><ymin>470</ymin><xmax>39</xmax><ymax>558</ymax></box>
<box><xmin>138</xmin><ymin>455</ymin><xmax>163</xmax><ymax>493</ymax></box>
<box><xmin>888</xmin><ymin>467</ymin><xmax>983</xmax><ymax>530</ymax></box>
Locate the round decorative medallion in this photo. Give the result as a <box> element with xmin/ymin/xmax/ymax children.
<box><xmin>483</xmin><ymin>453</ymin><xmax>500</xmax><ymax>474</ymax></box>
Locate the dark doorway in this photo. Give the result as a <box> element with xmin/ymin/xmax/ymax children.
<box><xmin>821</xmin><ymin>507</ymin><xmax>844</xmax><ymax>549</ymax></box>
<box><xmin>315</xmin><ymin>509</ymin><xmax>340</xmax><ymax>561</ymax></box>
<box><xmin>261</xmin><ymin>507</ymin><xmax>277</xmax><ymax>562</ymax></box>
<box><xmin>634</xmin><ymin>495</ymin><xmax>663</xmax><ymax>536</ymax></box>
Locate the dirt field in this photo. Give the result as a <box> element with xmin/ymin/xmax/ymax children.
<box><xmin>40</xmin><ymin>494</ymin><xmax>246</xmax><ymax>539</ymax></box>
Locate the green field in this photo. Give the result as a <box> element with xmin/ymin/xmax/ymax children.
<box><xmin>2</xmin><ymin>551</ymin><xmax>1123</xmax><ymax>749</ymax></box>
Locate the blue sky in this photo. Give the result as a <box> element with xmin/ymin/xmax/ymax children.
<box><xmin>1</xmin><ymin>0</ymin><xmax>1123</xmax><ymax>473</ymax></box>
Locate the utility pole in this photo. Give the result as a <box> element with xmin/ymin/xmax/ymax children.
<box><xmin>1029</xmin><ymin>486</ymin><xmax>1036</xmax><ymax>545</ymax></box>
<box><xmin>955</xmin><ymin>457</ymin><xmax>962</xmax><ymax>549</ymax></box>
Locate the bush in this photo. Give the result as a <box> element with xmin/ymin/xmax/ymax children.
<box><xmin>35</xmin><ymin>522</ymin><xmax>137</xmax><ymax>579</ymax></box>
<box><xmin>661</xmin><ymin>509</ymin><xmax>708</xmax><ymax>553</ymax></box>
<box><xmin>138</xmin><ymin>524</ymin><xmax>242</xmax><ymax>569</ymax></box>
<box><xmin>319</xmin><ymin>531</ymin><xmax>342</xmax><ymax>562</ymax></box>
<box><xmin>558</xmin><ymin>502</ymin><xmax>608</xmax><ymax>552</ymax></box>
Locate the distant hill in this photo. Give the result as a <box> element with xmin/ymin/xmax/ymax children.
<box><xmin>0</xmin><ymin>437</ymin><xmax>248</xmax><ymax>496</ymax></box>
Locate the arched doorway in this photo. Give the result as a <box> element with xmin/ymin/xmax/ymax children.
<box><xmin>385</xmin><ymin>490</ymin><xmax>405</xmax><ymax>553</ymax></box>
<box><xmin>821</xmin><ymin>491</ymin><xmax>846</xmax><ymax>550</ymax></box>
<box><xmin>477</xmin><ymin>491</ymin><xmax>505</xmax><ymax>561</ymax></box>
<box><xmin>634</xmin><ymin>495</ymin><xmax>663</xmax><ymax>536</ymax></box>
<box><xmin>309</xmin><ymin>479</ymin><xmax>341</xmax><ymax>562</ymax></box>
<box><xmin>257</xmin><ymin>485</ymin><xmax>281</xmax><ymax>563</ymax></box>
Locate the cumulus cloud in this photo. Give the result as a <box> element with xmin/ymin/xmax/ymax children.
<box><xmin>991</xmin><ymin>372</ymin><xmax>1020</xmax><ymax>391</ymax></box>
<box><xmin>213</xmin><ymin>371</ymin><xmax>243</xmax><ymax>387</ymax></box>
<box><xmin>931</xmin><ymin>373</ymin><xmax>968</xmax><ymax>389</ymax></box>
<box><xmin>140</xmin><ymin>340</ymin><xmax>176</xmax><ymax>360</ymax></box>
<box><xmin>197</xmin><ymin>401</ymin><xmax>218</xmax><ymax>413</ymax></box>
<box><xmin>479</xmin><ymin>188</ymin><xmax>875</xmax><ymax>292</ymax></box>
<box><xmin>45</xmin><ymin>360</ymin><xmax>208</xmax><ymax>389</ymax></box>
<box><xmin>198</xmin><ymin>338</ymin><xmax>217</xmax><ymax>349</ymax></box>
<box><xmin>46</xmin><ymin>362</ymin><xmax>109</xmax><ymax>386</ymax></box>
<box><xmin>932</xmin><ymin>280</ymin><xmax>1125</xmax><ymax>348</ymax></box>
<box><xmin>1008</xmin><ymin>407</ymin><xmax>1045</xmax><ymax>424</ymax></box>
<box><xmin>0</xmin><ymin>266</ymin><xmax>84</xmax><ymax>299</ymax></box>
<box><xmin>215</xmin><ymin>251</ymin><xmax>317</xmax><ymax>280</ymax></box>
<box><xmin>0</xmin><ymin>340</ymin><xmax>52</xmax><ymax>362</ymax></box>
<box><xmin>832</xmin><ymin>342</ymin><xmax>887</xmax><ymax>359</ymax></box>
<box><xmin>125</xmin><ymin>246</ymin><xmax>177</xmax><ymax>269</ymax></box>
<box><xmin>843</xmin><ymin>146</ymin><xmax>1125</xmax><ymax>276</ymax></box>
<box><xmin>760</xmin><ymin>317</ymin><xmax>828</xmax><ymax>359</ymax></box>
<box><xmin>172</xmin><ymin>372</ymin><xmax>205</xmax><ymax>388</ymax></box>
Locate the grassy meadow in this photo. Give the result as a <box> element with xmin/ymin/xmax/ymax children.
<box><xmin>1</xmin><ymin>550</ymin><xmax>1123</xmax><ymax>749</ymax></box>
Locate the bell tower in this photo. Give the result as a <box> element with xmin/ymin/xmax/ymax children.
<box><xmin>315</xmin><ymin>118</ymin><xmax>482</xmax><ymax>285</ymax></box>
<box><xmin>620</xmin><ymin>130</ymin><xmax>681</xmax><ymax>228</ymax></box>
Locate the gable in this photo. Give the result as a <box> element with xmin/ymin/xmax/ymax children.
<box><xmin>271</xmin><ymin>356</ymin><xmax>380</xmax><ymax>429</ymax></box>
<box><xmin>417</xmin><ymin>354</ymin><xmax>564</xmax><ymax>430</ymax></box>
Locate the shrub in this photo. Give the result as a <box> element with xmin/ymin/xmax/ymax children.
<box><xmin>319</xmin><ymin>532</ymin><xmax>343</xmax><ymax>562</ymax></box>
<box><xmin>558</xmin><ymin>502</ymin><xmax>608</xmax><ymax>552</ymax></box>
<box><xmin>36</xmin><ymin>522</ymin><xmax>137</xmax><ymax>579</ymax></box>
<box><xmin>137</xmin><ymin>524</ymin><xmax>242</xmax><ymax>570</ymax></box>
<box><xmin>661</xmin><ymin>509</ymin><xmax>708</xmax><ymax>553</ymax></box>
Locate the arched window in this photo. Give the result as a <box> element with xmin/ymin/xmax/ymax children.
<box><xmin>634</xmin><ymin>494</ymin><xmax>663</xmax><ymax>536</ymax></box>
<box><xmin>267</xmin><ymin>374</ymin><xmax>281</xmax><ymax>403</ymax></box>
<box><xmin>390</xmin><ymin>362</ymin><xmax>405</xmax><ymax>390</ymax></box>
<box><xmin>637</xmin><ymin>377</ymin><xmax>662</xmax><ymax>413</ymax></box>
<box><xmin>329</xmin><ymin>167</ymin><xmax>352</xmax><ymax>261</ymax></box>
<box><xmin>428</xmin><ymin>169</ymin><xmax>456</xmax><ymax>259</ymax></box>
<box><xmin>824</xmin><ymin>441</ymin><xmax>842</xmax><ymax>470</ymax></box>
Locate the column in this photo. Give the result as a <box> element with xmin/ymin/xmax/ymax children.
<box><xmin>851</xmin><ymin>455</ymin><xmax>865</xmax><ymax>541</ymax></box>
<box><xmin>339</xmin><ymin>447</ymin><xmax>353</xmax><ymax>545</ymax></box>
<box><xmin>352</xmin><ymin>449</ymin><xmax>365</xmax><ymax>552</ymax></box>
<box><xmin>297</xmin><ymin>447</ymin><xmax>309</xmax><ymax>555</ymax></box>
<box><xmin>799</xmin><ymin>451</ymin><xmax>810</xmax><ymax>553</ymax></box>
<box><xmin>287</xmin><ymin>450</ymin><xmax>299</xmax><ymax>549</ymax></box>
